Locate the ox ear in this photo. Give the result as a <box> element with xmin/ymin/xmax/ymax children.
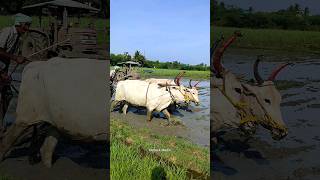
<box><xmin>241</xmin><ymin>83</ymin><xmax>256</xmax><ymax>96</ymax></box>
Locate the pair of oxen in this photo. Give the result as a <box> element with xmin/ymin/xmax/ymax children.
<box><xmin>111</xmin><ymin>72</ymin><xmax>201</xmax><ymax>125</ymax></box>
<box><xmin>212</xmin><ymin>32</ymin><xmax>292</xmax><ymax>143</ymax></box>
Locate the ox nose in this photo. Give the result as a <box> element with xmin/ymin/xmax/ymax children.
<box><xmin>195</xmin><ymin>102</ymin><xmax>200</xmax><ymax>106</ymax></box>
<box><xmin>272</xmin><ymin>128</ymin><xmax>288</xmax><ymax>140</ymax></box>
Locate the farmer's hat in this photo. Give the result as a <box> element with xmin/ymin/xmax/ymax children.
<box><xmin>13</xmin><ymin>13</ymin><xmax>32</xmax><ymax>26</ymax></box>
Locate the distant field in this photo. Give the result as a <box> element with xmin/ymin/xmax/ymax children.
<box><xmin>213</xmin><ymin>26</ymin><xmax>320</xmax><ymax>53</ymax></box>
<box><xmin>0</xmin><ymin>15</ymin><xmax>109</xmax><ymax>46</ymax></box>
<box><xmin>110</xmin><ymin>119</ymin><xmax>209</xmax><ymax>179</ymax></box>
<box><xmin>139</xmin><ymin>68</ymin><xmax>210</xmax><ymax>79</ymax></box>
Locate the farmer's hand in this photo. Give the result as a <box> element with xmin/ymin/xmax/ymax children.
<box><xmin>13</xmin><ymin>55</ymin><xmax>26</xmax><ymax>64</ymax></box>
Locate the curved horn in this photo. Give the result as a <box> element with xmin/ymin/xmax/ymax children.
<box><xmin>194</xmin><ymin>81</ymin><xmax>200</xmax><ymax>87</ymax></box>
<box><xmin>267</xmin><ymin>63</ymin><xmax>293</xmax><ymax>81</ymax></box>
<box><xmin>253</xmin><ymin>55</ymin><xmax>264</xmax><ymax>84</ymax></box>
<box><xmin>189</xmin><ymin>79</ymin><xmax>192</xmax><ymax>88</ymax></box>
<box><xmin>212</xmin><ymin>33</ymin><xmax>241</xmax><ymax>76</ymax></box>
<box><xmin>174</xmin><ymin>71</ymin><xmax>185</xmax><ymax>86</ymax></box>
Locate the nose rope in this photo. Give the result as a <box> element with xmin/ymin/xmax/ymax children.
<box><xmin>167</xmin><ymin>86</ymin><xmax>191</xmax><ymax>104</ymax></box>
<box><xmin>252</xmin><ymin>92</ymin><xmax>287</xmax><ymax>132</ymax></box>
<box><xmin>217</xmin><ymin>75</ymin><xmax>258</xmax><ymax>125</ymax></box>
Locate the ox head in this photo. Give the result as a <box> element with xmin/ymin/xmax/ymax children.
<box><xmin>221</xmin><ymin>71</ymin><xmax>257</xmax><ymax>134</ymax></box>
<box><xmin>213</xmin><ymin>51</ymin><xmax>257</xmax><ymax>135</ymax></box>
<box><xmin>173</xmin><ymin>71</ymin><xmax>200</xmax><ymax>106</ymax></box>
<box><xmin>242</xmin><ymin>57</ymin><xmax>292</xmax><ymax>140</ymax></box>
<box><xmin>185</xmin><ymin>79</ymin><xmax>200</xmax><ymax>106</ymax></box>
<box><xmin>164</xmin><ymin>84</ymin><xmax>190</xmax><ymax>105</ymax></box>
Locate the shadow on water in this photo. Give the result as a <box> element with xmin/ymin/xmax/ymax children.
<box><xmin>212</xmin><ymin>152</ymin><xmax>238</xmax><ymax>176</ymax></box>
<box><xmin>212</xmin><ymin>135</ymin><xmax>269</xmax><ymax>176</ymax></box>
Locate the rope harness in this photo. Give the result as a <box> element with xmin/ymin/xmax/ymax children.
<box><xmin>250</xmin><ymin>84</ymin><xmax>288</xmax><ymax>132</ymax></box>
<box><xmin>213</xmin><ymin>74</ymin><xmax>258</xmax><ymax>126</ymax></box>
<box><xmin>166</xmin><ymin>85</ymin><xmax>190</xmax><ymax>105</ymax></box>
<box><xmin>213</xmin><ymin>75</ymin><xmax>287</xmax><ymax>132</ymax></box>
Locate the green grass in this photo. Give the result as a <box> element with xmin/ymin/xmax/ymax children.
<box><xmin>139</xmin><ymin>68</ymin><xmax>210</xmax><ymax>80</ymax></box>
<box><xmin>110</xmin><ymin>119</ymin><xmax>210</xmax><ymax>180</ymax></box>
<box><xmin>213</xmin><ymin>26</ymin><xmax>320</xmax><ymax>53</ymax></box>
<box><xmin>0</xmin><ymin>171</ymin><xmax>14</xmax><ymax>180</ymax></box>
<box><xmin>275</xmin><ymin>80</ymin><xmax>306</xmax><ymax>90</ymax></box>
<box><xmin>0</xmin><ymin>15</ymin><xmax>109</xmax><ymax>46</ymax></box>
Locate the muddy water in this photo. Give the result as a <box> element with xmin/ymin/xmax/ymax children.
<box><xmin>213</xmin><ymin>49</ymin><xmax>320</xmax><ymax>180</ymax></box>
<box><xmin>112</xmin><ymin>79</ymin><xmax>210</xmax><ymax>147</ymax></box>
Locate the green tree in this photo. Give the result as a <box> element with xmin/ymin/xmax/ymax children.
<box><xmin>133</xmin><ymin>50</ymin><xmax>146</xmax><ymax>66</ymax></box>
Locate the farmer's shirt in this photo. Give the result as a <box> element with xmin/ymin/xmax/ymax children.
<box><xmin>0</xmin><ymin>26</ymin><xmax>20</xmax><ymax>71</ymax></box>
<box><xmin>0</xmin><ymin>26</ymin><xmax>20</xmax><ymax>54</ymax></box>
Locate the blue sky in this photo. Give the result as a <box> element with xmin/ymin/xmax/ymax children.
<box><xmin>110</xmin><ymin>0</ymin><xmax>210</xmax><ymax>65</ymax></box>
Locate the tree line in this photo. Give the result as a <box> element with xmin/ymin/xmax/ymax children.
<box><xmin>212</xmin><ymin>0</ymin><xmax>320</xmax><ymax>31</ymax></box>
<box><xmin>111</xmin><ymin>51</ymin><xmax>209</xmax><ymax>71</ymax></box>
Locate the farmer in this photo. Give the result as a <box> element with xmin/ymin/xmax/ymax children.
<box><xmin>0</xmin><ymin>13</ymin><xmax>31</xmax><ymax>75</ymax></box>
<box><xmin>0</xmin><ymin>13</ymin><xmax>31</xmax><ymax>128</ymax></box>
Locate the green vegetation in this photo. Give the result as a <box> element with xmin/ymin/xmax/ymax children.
<box><xmin>111</xmin><ymin>51</ymin><xmax>210</xmax><ymax>71</ymax></box>
<box><xmin>111</xmin><ymin>119</ymin><xmax>210</xmax><ymax>179</ymax></box>
<box><xmin>211</xmin><ymin>1</ymin><xmax>320</xmax><ymax>53</ymax></box>
<box><xmin>0</xmin><ymin>172</ymin><xmax>13</xmax><ymax>180</ymax></box>
<box><xmin>139</xmin><ymin>68</ymin><xmax>210</xmax><ymax>79</ymax></box>
<box><xmin>212</xmin><ymin>1</ymin><xmax>318</xmax><ymax>31</ymax></box>
<box><xmin>275</xmin><ymin>80</ymin><xmax>306</xmax><ymax>90</ymax></box>
<box><xmin>213</xmin><ymin>26</ymin><xmax>320</xmax><ymax>53</ymax></box>
<box><xmin>0</xmin><ymin>15</ymin><xmax>109</xmax><ymax>46</ymax></box>
<box><xmin>0</xmin><ymin>176</ymin><xmax>12</xmax><ymax>180</ymax></box>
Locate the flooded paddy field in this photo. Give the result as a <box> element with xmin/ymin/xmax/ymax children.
<box><xmin>111</xmin><ymin>79</ymin><xmax>210</xmax><ymax>147</ymax></box>
<box><xmin>213</xmin><ymin>49</ymin><xmax>320</xmax><ymax>180</ymax></box>
<box><xmin>110</xmin><ymin>78</ymin><xmax>210</xmax><ymax>178</ymax></box>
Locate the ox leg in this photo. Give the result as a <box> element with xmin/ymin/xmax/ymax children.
<box><xmin>147</xmin><ymin>109</ymin><xmax>153</xmax><ymax>122</ymax></box>
<box><xmin>110</xmin><ymin>100</ymin><xmax>119</xmax><ymax>111</ymax></box>
<box><xmin>28</xmin><ymin>125</ymin><xmax>41</xmax><ymax>164</ymax></box>
<box><xmin>40</xmin><ymin>128</ymin><xmax>60</xmax><ymax>168</ymax></box>
<box><xmin>162</xmin><ymin>109</ymin><xmax>171</xmax><ymax>126</ymax></box>
<box><xmin>0</xmin><ymin>124</ymin><xmax>26</xmax><ymax>161</ymax></box>
<box><xmin>122</xmin><ymin>103</ymin><xmax>128</xmax><ymax>115</ymax></box>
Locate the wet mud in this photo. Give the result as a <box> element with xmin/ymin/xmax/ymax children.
<box><xmin>213</xmin><ymin>50</ymin><xmax>320</xmax><ymax>180</ymax></box>
<box><xmin>111</xmin><ymin>79</ymin><xmax>210</xmax><ymax>147</ymax></box>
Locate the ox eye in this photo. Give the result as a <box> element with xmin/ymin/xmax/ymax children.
<box><xmin>264</xmin><ymin>99</ymin><xmax>271</xmax><ymax>104</ymax></box>
<box><xmin>234</xmin><ymin>88</ymin><xmax>242</xmax><ymax>94</ymax></box>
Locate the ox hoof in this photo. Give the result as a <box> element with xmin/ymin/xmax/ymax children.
<box><xmin>160</xmin><ymin>121</ymin><xmax>171</xmax><ymax>126</ymax></box>
<box><xmin>43</xmin><ymin>159</ymin><xmax>52</xmax><ymax>168</ymax></box>
<box><xmin>171</xmin><ymin>118</ymin><xmax>183</xmax><ymax>126</ymax></box>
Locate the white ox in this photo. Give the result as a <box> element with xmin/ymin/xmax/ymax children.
<box><xmin>0</xmin><ymin>58</ymin><xmax>108</xmax><ymax>167</ymax></box>
<box><xmin>145</xmin><ymin>72</ymin><xmax>201</xmax><ymax>106</ymax></box>
<box><xmin>212</xmin><ymin>32</ymin><xmax>290</xmax><ymax>142</ymax></box>
<box><xmin>113</xmin><ymin>80</ymin><xmax>190</xmax><ymax>123</ymax></box>
<box><xmin>212</xmin><ymin>55</ymin><xmax>291</xmax><ymax>141</ymax></box>
<box><xmin>144</xmin><ymin>71</ymin><xmax>185</xmax><ymax>86</ymax></box>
